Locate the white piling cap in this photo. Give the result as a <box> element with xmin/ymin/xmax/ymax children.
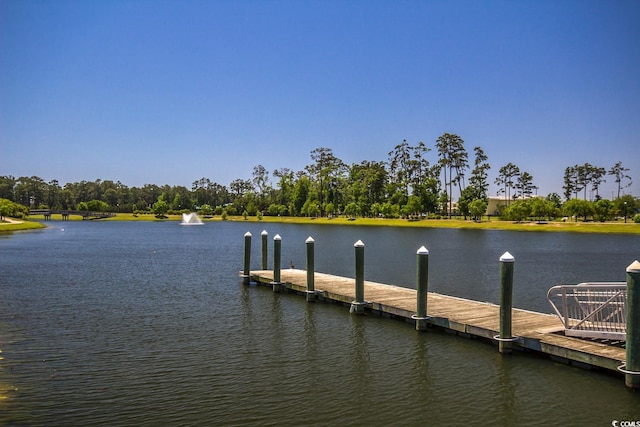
<box><xmin>274</xmin><ymin>234</ymin><xmax>281</xmax><ymax>240</ymax></box>
<box><xmin>354</xmin><ymin>240</ymin><xmax>365</xmax><ymax>247</ymax></box>
<box><xmin>261</xmin><ymin>230</ymin><xmax>268</xmax><ymax>235</ymax></box>
<box><xmin>306</xmin><ymin>236</ymin><xmax>315</xmax><ymax>243</ymax></box>
<box><xmin>627</xmin><ymin>260</ymin><xmax>640</xmax><ymax>273</ymax></box>
<box><xmin>244</xmin><ymin>231</ymin><xmax>252</xmax><ymax>237</ymax></box>
<box><xmin>417</xmin><ymin>246</ymin><xmax>429</xmax><ymax>255</ymax></box>
<box><xmin>500</xmin><ymin>251</ymin><xmax>515</xmax><ymax>262</ymax></box>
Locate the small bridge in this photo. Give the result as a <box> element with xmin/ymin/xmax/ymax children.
<box><xmin>29</xmin><ymin>209</ymin><xmax>116</xmax><ymax>221</ymax></box>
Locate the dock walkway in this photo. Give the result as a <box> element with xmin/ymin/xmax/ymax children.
<box><xmin>248</xmin><ymin>269</ymin><xmax>626</xmax><ymax>374</ymax></box>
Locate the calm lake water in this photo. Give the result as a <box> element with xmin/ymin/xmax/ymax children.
<box><xmin>1</xmin><ymin>221</ymin><xmax>639</xmax><ymax>426</ymax></box>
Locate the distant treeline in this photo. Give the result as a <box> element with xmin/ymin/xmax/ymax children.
<box><xmin>1</xmin><ymin>134</ymin><xmax>638</xmax><ymax>222</ymax></box>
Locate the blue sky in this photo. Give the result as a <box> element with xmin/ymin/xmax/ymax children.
<box><xmin>2</xmin><ymin>0</ymin><xmax>639</xmax><ymax>199</ymax></box>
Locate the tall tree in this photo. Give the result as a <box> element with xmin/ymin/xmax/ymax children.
<box><xmin>14</xmin><ymin>176</ymin><xmax>47</xmax><ymax>207</ymax></box>
<box><xmin>467</xmin><ymin>146</ymin><xmax>490</xmax><ymax>201</ymax></box>
<box><xmin>192</xmin><ymin>178</ymin><xmax>212</xmax><ymax>207</ymax></box>
<box><xmin>169</xmin><ymin>186</ymin><xmax>193</xmax><ymax>211</ymax></box>
<box><xmin>609</xmin><ymin>161</ymin><xmax>632</xmax><ymax>199</ymax></box>
<box><xmin>515</xmin><ymin>171</ymin><xmax>535</xmax><ymax>198</ymax></box>
<box><xmin>305</xmin><ymin>147</ymin><xmax>345</xmax><ymax>216</ymax></box>
<box><xmin>495</xmin><ymin>163</ymin><xmax>520</xmax><ymax>205</ymax></box>
<box><xmin>451</xmin><ymin>145</ymin><xmax>469</xmax><ymax>196</ymax></box>
<box><xmin>387</xmin><ymin>140</ymin><xmax>412</xmax><ymax>200</ymax></box>
<box><xmin>436</xmin><ymin>133</ymin><xmax>467</xmax><ymax>217</ymax></box>
<box><xmin>348</xmin><ymin>160</ymin><xmax>389</xmax><ymax>217</ymax></box>
<box><xmin>409</xmin><ymin>141</ymin><xmax>432</xmax><ymax>190</ymax></box>
<box><xmin>292</xmin><ymin>175</ymin><xmax>312</xmax><ymax>216</ymax></box>
<box><xmin>575</xmin><ymin>163</ymin><xmax>592</xmax><ymax>200</ymax></box>
<box><xmin>565</xmin><ymin>163</ymin><xmax>607</xmax><ymax>200</ymax></box>
<box><xmin>45</xmin><ymin>179</ymin><xmax>61</xmax><ymax>209</ymax></box>
<box><xmin>589</xmin><ymin>166</ymin><xmax>606</xmax><ymax>200</ymax></box>
<box><xmin>0</xmin><ymin>176</ymin><xmax>16</xmax><ymax>201</ymax></box>
<box><xmin>563</xmin><ymin>166</ymin><xmax>580</xmax><ymax>200</ymax></box>
<box><xmin>458</xmin><ymin>146</ymin><xmax>490</xmax><ymax>219</ymax></box>
<box><xmin>140</xmin><ymin>184</ymin><xmax>161</xmax><ymax>210</ymax></box>
<box><xmin>252</xmin><ymin>165</ymin><xmax>270</xmax><ymax>196</ymax></box>
<box><xmin>230</xmin><ymin>179</ymin><xmax>252</xmax><ymax>197</ymax></box>
<box><xmin>252</xmin><ymin>164</ymin><xmax>271</xmax><ymax>211</ymax></box>
<box><xmin>273</xmin><ymin>168</ymin><xmax>294</xmax><ymax>207</ymax></box>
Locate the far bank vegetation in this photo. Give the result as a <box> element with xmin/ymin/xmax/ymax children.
<box><xmin>2</xmin><ymin>134</ymin><xmax>638</xmax><ymax>224</ymax></box>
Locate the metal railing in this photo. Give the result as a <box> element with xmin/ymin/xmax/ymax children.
<box><xmin>547</xmin><ymin>282</ymin><xmax>627</xmax><ymax>340</ymax></box>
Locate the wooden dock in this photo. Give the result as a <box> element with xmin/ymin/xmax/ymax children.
<box><xmin>247</xmin><ymin>269</ymin><xmax>626</xmax><ymax>375</ymax></box>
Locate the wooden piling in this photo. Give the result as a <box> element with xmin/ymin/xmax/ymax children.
<box><xmin>414</xmin><ymin>246</ymin><xmax>429</xmax><ymax>331</ymax></box>
<box><xmin>623</xmin><ymin>260</ymin><xmax>640</xmax><ymax>390</ymax></box>
<box><xmin>272</xmin><ymin>234</ymin><xmax>282</xmax><ymax>292</ymax></box>
<box><xmin>242</xmin><ymin>232</ymin><xmax>252</xmax><ymax>285</ymax></box>
<box><xmin>306</xmin><ymin>236</ymin><xmax>315</xmax><ymax>302</ymax></box>
<box><xmin>498</xmin><ymin>251</ymin><xmax>515</xmax><ymax>354</ymax></box>
<box><xmin>350</xmin><ymin>240</ymin><xmax>366</xmax><ymax>314</ymax></box>
<box><xmin>261</xmin><ymin>230</ymin><xmax>268</xmax><ymax>270</ymax></box>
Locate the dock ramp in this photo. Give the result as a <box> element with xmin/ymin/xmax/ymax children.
<box><xmin>547</xmin><ymin>282</ymin><xmax>627</xmax><ymax>340</ymax></box>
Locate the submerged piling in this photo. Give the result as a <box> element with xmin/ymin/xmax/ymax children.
<box><xmin>306</xmin><ymin>236</ymin><xmax>315</xmax><ymax>302</ymax></box>
<box><xmin>272</xmin><ymin>234</ymin><xmax>282</xmax><ymax>292</ymax></box>
<box><xmin>242</xmin><ymin>231</ymin><xmax>252</xmax><ymax>285</ymax></box>
<box><xmin>414</xmin><ymin>246</ymin><xmax>430</xmax><ymax>331</ymax></box>
<box><xmin>623</xmin><ymin>260</ymin><xmax>640</xmax><ymax>390</ymax></box>
<box><xmin>261</xmin><ymin>230</ymin><xmax>268</xmax><ymax>270</ymax></box>
<box><xmin>350</xmin><ymin>240</ymin><xmax>366</xmax><ymax>314</ymax></box>
<box><xmin>498</xmin><ymin>251</ymin><xmax>515</xmax><ymax>354</ymax></box>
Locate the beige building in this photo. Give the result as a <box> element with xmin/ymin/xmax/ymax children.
<box><xmin>486</xmin><ymin>196</ymin><xmax>511</xmax><ymax>216</ymax></box>
<box><xmin>486</xmin><ymin>195</ymin><xmax>543</xmax><ymax>216</ymax></box>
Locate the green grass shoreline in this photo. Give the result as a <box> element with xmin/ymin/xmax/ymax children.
<box><xmin>5</xmin><ymin>213</ymin><xmax>638</xmax><ymax>235</ymax></box>
<box><xmin>0</xmin><ymin>220</ymin><xmax>47</xmax><ymax>233</ymax></box>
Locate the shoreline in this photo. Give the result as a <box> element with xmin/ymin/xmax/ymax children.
<box><xmin>16</xmin><ymin>213</ymin><xmax>640</xmax><ymax>235</ymax></box>
<box><xmin>0</xmin><ymin>218</ymin><xmax>47</xmax><ymax>232</ymax></box>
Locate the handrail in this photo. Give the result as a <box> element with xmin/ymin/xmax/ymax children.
<box><xmin>547</xmin><ymin>282</ymin><xmax>627</xmax><ymax>340</ymax></box>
